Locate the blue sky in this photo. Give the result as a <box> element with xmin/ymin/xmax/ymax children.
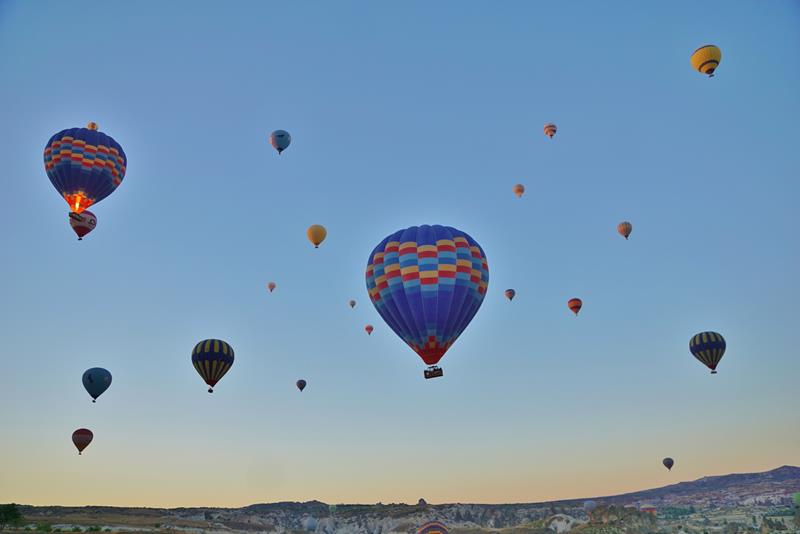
<box><xmin>0</xmin><ymin>0</ymin><xmax>798</xmax><ymax>507</ymax></box>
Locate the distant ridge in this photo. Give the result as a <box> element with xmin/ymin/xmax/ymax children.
<box><xmin>564</xmin><ymin>465</ymin><xmax>800</xmax><ymax>507</ymax></box>
<box><xmin>17</xmin><ymin>465</ymin><xmax>800</xmax><ymax>533</ymax></box>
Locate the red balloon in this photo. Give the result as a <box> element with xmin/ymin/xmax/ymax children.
<box><xmin>72</xmin><ymin>428</ymin><xmax>93</xmax><ymax>455</ymax></box>
<box><xmin>69</xmin><ymin>210</ymin><xmax>97</xmax><ymax>240</ymax></box>
<box><xmin>568</xmin><ymin>298</ymin><xmax>583</xmax><ymax>315</ymax></box>
<box><xmin>365</xmin><ymin>324</ymin><xmax>374</xmax><ymax>335</ymax></box>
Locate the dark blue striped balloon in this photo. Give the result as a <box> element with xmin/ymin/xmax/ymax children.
<box><xmin>689</xmin><ymin>331</ymin><xmax>726</xmax><ymax>373</ymax></box>
<box><xmin>192</xmin><ymin>339</ymin><xmax>234</xmax><ymax>393</ymax></box>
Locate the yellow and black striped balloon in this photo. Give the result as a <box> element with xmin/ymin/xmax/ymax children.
<box><xmin>690</xmin><ymin>45</ymin><xmax>722</xmax><ymax>77</ymax></box>
<box><xmin>191</xmin><ymin>339</ymin><xmax>234</xmax><ymax>393</ymax></box>
<box><xmin>689</xmin><ymin>331</ymin><xmax>726</xmax><ymax>373</ymax></box>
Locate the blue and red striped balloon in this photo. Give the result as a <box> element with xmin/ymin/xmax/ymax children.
<box><xmin>365</xmin><ymin>225</ymin><xmax>489</xmax><ymax>368</ymax></box>
<box><xmin>44</xmin><ymin>122</ymin><xmax>127</xmax><ymax>214</ymax></box>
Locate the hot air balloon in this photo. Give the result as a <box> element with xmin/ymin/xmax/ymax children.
<box><xmin>584</xmin><ymin>500</ymin><xmax>597</xmax><ymax>514</ymax></box>
<box><xmin>267</xmin><ymin>282</ymin><xmax>276</xmax><ymax>293</ymax></box>
<box><xmin>417</xmin><ymin>521</ymin><xmax>449</xmax><ymax>534</ymax></box>
<box><xmin>617</xmin><ymin>221</ymin><xmax>632</xmax><ymax>240</ymax></box>
<box><xmin>44</xmin><ymin>122</ymin><xmax>127</xmax><ymax>215</ymax></box>
<box><xmin>689</xmin><ymin>331</ymin><xmax>726</xmax><ymax>374</ymax></box>
<box><xmin>69</xmin><ymin>210</ymin><xmax>97</xmax><ymax>240</ymax></box>
<box><xmin>663</xmin><ymin>457</ymin><xmax>674</xmax><ymax>471</ymax></box>
<box><xmin>568</xmin><ymin>298</ymin><xmax>582</xmax><ymax>315</ymax></box>
<box><xmin>513</xmin><ymin>184</ymin><xmax>525</xmax><ymax>198</ymax></box>
<box><xmin>366</xmin><ymin>224</ymin><xmax>489</xmax><ymax>379</ymax></box>
<box><xmin>307</xmin><ymin>224</ymin><xmax>327</xmax><ymax>248</ymax></box>
<box><xmin>504</xmin><ymin>289</ymin><xmax>516</xmax><ymax>301</ymax></box>
<box><xmin>365</xmin><ymin>324</ymin><xmax>374</xmax><ymax>335</ymax></box>
<box><xmin>349</xmin><ymin>299</ymin><xmax>356</xmax><ymax>308</ymax></box>
<box><xmin>296</xmin><ymin>379</ymin><xmax>306</xmax><ymax>391</ymax></box>
<box><xmin>544</xmin><ymin>123</ymin><xmax>557</xmax><ymax>138</ymax></box>
<box><xmin>191</xmin><ymin>339</ymin><xmax>234</xmax><ymax>393</ymax></box>
<box><xmin>72</xmin><ymin>428</ymin><xmax>93</xmax><ymax>455</ymax></box>
<box><xmin>269</xmin><ymin>130</ymin><xmax>291</xmax><ymax>154</ymax></box>
<box><xmin>82</xmin><ymin>368</ymin><xmax>112</xmax><ymax>403</ymax></box>
<box><xmin>691</xmin><ymin>45</ymin><xmax>722</xmax><ymax>77</ymax></box>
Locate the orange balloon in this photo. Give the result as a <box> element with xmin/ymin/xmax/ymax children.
<box><xmin>617</xmin><ymin>221</ymin><xmax>632</xmax><ymax>240</ymax></box>
<box><xmin>568</xmin><ymin>298</ymin><xmax>582</xmax><ymax>315</ymax></box>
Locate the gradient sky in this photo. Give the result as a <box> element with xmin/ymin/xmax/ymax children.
<box><xmin>1</xmin><ymin>0</ymin><xmax>799</xmax><ymax>508</ymax></box>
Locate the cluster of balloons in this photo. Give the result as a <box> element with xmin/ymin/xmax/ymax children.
<box><xmin>70</xmin><ymin>367</ymin><xmax>113</xmax><ymax>454</ymax></box>
<box><xmin>53</xmin><ymin>43</ymin><xmax>726</xmax><ymax>455</ymax></box>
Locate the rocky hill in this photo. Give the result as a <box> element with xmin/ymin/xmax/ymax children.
<box><xmin>14</xmin><ymin>466</ymin><xmax>800</xmax><ymax>534</ymax></box>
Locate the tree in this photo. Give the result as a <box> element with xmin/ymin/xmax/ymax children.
<box><xmin>0</xmin><ymin>504</ymin><xmax>23</xmax><ymax>531</ymax></box>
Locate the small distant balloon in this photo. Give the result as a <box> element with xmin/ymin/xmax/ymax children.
<box><xmin>82</xmin><ymin>368</ymin><xmax>112</xmax><ymax>403</ymax></box>
<box><xmin>584</xmin><ymin>500</ymin><xmax>597</xmax><ymax>513</ymax></box>
<box><xmin>269</xmin><ymin>130</ymin><xmax>291</xmax><ymax>154</ymax></box>
<box><xmin>417</xmin><ymin>521</ymin><xmax>449</xmax><ymax>534</ymax></box>
<box><xmin>568</xmin><ymin>298</ymin><xmax>582</xmax><ymax>315</ymax></box>
<box><xmin>689</xmin><ymin>331</ymin><xmax>726</xmax><ymax>374</ymax></box>
<box><xmin>267</xmin><ymin>282</ymin><xmax>276</xmax><ymax>293</ymax></box>
<box><xmin>307</xmin><ymin>224</ymin><xmax>327</xmax><ymax>248</ymax></box>
<box><xmin>296</xmin><ymin>379</ymin><xmax>307</xmax><ymax>392</ymax></box>
<box><xmin>191</xmin><ymin>339</ymin><xmax>234</xmax><ymax>393</ymax></box>
<box><xmin>365</xmin><ymin>324</ymin><xmax>374</xmax><ymax>335</ymax></box>
<box><xmin>663</xmin><ymin>457</ymin><xmax>675</xmax><ymax>471</ymax></box>
<box><xmin>617</xmin><ymin>221</ymin><xmax>633</xmax><ymax>240</ymax></box>
<box><xmin>504</xmin><ymin>289</ymin><xmax>516</xmax><ymax>301</ymax></box>
<box><xmin>513</xmin><ymin>184</ymin><xmax>525</xmax><ymax>198</ymax></box>
<box><xmin>69</xmin><ymin>210</ymin><xmax>97</xmax><ymax>240</ymax></box>
<box><xmin>348</xmin><ymin>299</ymin><xmax>356</xmax><ymax>308</ymax></box>
<box><xmin>690</xmin><ymin>45</ymin><xmax>722</xmax><ymax>77</ymax></box>
<box><xmin>544</xmin><ymin>123</ymin><xmax>557</xmax><ymax>138</ymax></box>
<box><xmin>72</xmin><ymin>428</ymin><xmax>93</xmax><ymax>455</ymax></box>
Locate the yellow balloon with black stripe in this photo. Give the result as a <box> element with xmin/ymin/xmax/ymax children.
<box><xmin>691</xmin><ymin>45</ymin><xmax>722</xmax><ymax>77</ymax></box>
<box><xmin>192</xmin><ymin>339</ymin><xmax>234</xmax><ymax>393</ymax></box>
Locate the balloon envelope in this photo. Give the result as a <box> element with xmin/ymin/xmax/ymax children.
<box><xmin>307</xmin><ymin>225</ymin><xmax>327</xmax><ymax>248</ymax></box>
<box><xmin>504</xmin><ymin>289</ymin><xmax>516</xmax><ymax>301</ymax></box>
<box><xmin>617</xmin><ymin>221</ymin><xmax>632</xmax><ymax>240</ymax></box>
<box><xmin>691</xmin><ymin>45</ymin><xmax>722</xmax><ymax>77</ymax></box>
<box><xmin>44</xmin><ymin>122</ymin><xmax>127</xmax><ymax>214</ymax></box>
<box><xmin>82</xmin><ymin>367</ymin><xmax>112</xmax><ymax>402</ymax></box>
<box><xmin>69</xmin><ymin>210</ymin><xmax>97</xmax><ymax>240</ymax></box>
<box><xmin>269</xmin><ymin>130</ymin><xmax>291</xmax><ymax>153</ymax></box>
<box><xmin>72</xmin><ymin>428</ymin><xmax>93</xmax><ymax>454</ymax></box>
<box><xmin>513</xmin><ymin>184</ymin><xmax>525</xmax><ymax>198</ymax></box>
<box><xmin>417</xmin><ymin>522</ymin><xmax>448</xmax><ymax>534</ymax></box>
<box><xmin>568</xmin><ymin>298</ymin><xmax>582</xmax><ymax>315</ymax></box>
<box><xmin>365</xmin><ymin>324</ymin><xmax>373</xmax><ymax>335</ymax></box>
<box><xmin>366</xmin><ymin>224</ymin><xmax>489</xmax><ymax>366</ymax></box>
<box><xmin>689</xmin><ymin>331</ymin><xmax>726</xmax><ymax>373</ymax></box>
<box><xmin>544</xmin><ymin>123</ymin><xmax>557</xmax><ymax>138</ymax></box>
<box><xmin>268</xmin><ymin>282</ymin><xmax>276</xmax><ymax>293</ymax></box>
<box><xmin>191</xmin><ymin>339</ymin><xmax>234</xmax><ymax>392</ymax></box>
<box><xmin>663</xmin><ymin>457</ymin><xmax>674</xmax><ymax>470</ymax></box>
<box><xmin>296</xmin><ymin>379</ymin><xmax>306</xmax><ymax>391</ymax></box>
<box><xmin>584</xmin><ymin>500</ymin><xmax>597</xmax><ymax>513</ymax></box>
<box><xmin>348</xmin><ymin>299</ymin><xmax>356</xmax><ymax>308</ymax></box>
